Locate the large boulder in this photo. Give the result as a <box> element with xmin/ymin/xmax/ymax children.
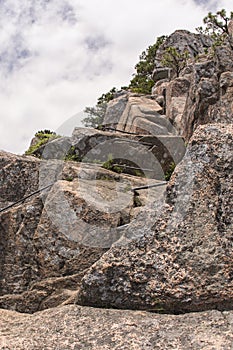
<box><xmin>102</xmin><ymin>93</ymin><xmax>170</xmax><ymax>135</ymax></box>
<box><xmin>0</xmin><ymin>151</ymin><xmax>166</xmax><ymax>313</ymax></box>
<box><xmin>0</xmin><ymin>305</ymin><xmax>233</xmax><ymax>349</ymax></box>
<box><xmin>149</xmin><ymin>30</ymin><xmax>233</xmax><ymax>140</ymax></box>
<box><xmin>181</xmin><ymin>59</ymin><xmax>233</xmax><ymax>139</ymax></box>
<box><xmin>41</xmin><ymin>127</ymin><xmax>185</xmax><ymax>179</ymax></box>
<box><xmin>161</xmin><ymin>57</ymin><xmax>233</xmax><ymax>140</ymax></box>
<box><xmin>165</xmin><ymin>77</ymin><xmax>191</xmax><ymax>134</ymax></box>
<box><xmin>116</xmin><ymin>95</ymin><xmax>166</xmax><ymax>135</ymax></box>
<box><xmin>103</xmin><ymin>93</ymin><xmax>128</xmax><ymax>129</ymax></box>
<box><xmin>77</xmin><ymin>124</ymin><xmax>233</xmax><ymax>313</ymax></box>
<box><xmin>153</xmin><ymin>30</ymin><xmax>213</xmax><ymax>77</ymax></box>
<box><xmin>0</xmin><ymin>151</ymin><xmax>40</xmax><ymax>209</ymax></box>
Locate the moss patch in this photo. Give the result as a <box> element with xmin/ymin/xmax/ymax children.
<box><xmin>25</xmin><ymin>130</ymin><xmax>60</xmax><ymax>156</ymax></box>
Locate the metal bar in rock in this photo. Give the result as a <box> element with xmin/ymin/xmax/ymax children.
<box><xmin>131</xmin><ymin>182</ymin><xmax>167</xmax><ymax>192</ymax></box>
<box><xmin>0</xmin><ymin>183</ymin><xmax>54</xmax><ymax>214</ymax></box>
<box><xmin>112</xmin><ymin>164</ymin><xmax>156</xmax><ymax>172</ymax></box>
<box><xmin>104</xmin><ymin>127</ymin><xmax>140</xmax><ymax>135</ymax></box>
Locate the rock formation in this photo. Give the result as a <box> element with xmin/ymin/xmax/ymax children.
<box><xmin>77</xmin><ymin>124</ymin><xmax>233</xmax><ymax>313</ymax></box>
<box><xmin>152</xmin><ymin>30</ymin><xmax>233</xmax><ymax>139</ymax></box>
<box><xmin>0</xmin><ymin>27</ymin><xmax>233</xmax><ymax>348</ymax></box>
<box><xmin>0</xmin><ymin>306</ymin><xmax>233</xmax><ymax>349</ymax></box>
<box><xmin>1</xmin><ymin>150</ymin><xmax>165</xmax><ymax>313</ymax></box>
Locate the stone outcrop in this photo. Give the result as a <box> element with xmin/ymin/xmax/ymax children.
<box><xmin>180</xmin><ymin>56</ymin><xmax>233</xmax><ymax>139</ymax></box>
<box><xmin>151</xmin><ymin>30</ymin><xmax>233</xmax><ymax>140</ymax></box>
<box><xmin>165</xmin><ymin>77</ymin><xmax>191</xmax><ymax>134</ymax></box>
<box><xmin>155</xmin><ymin>30</ymin><xmax>213</xmax><ymax>65</ymax></box>
<box><xmin>0</xmin><ymin>305</ymin><xmax>233</xmax><ymax>349</ymax></box>
<box><xmin>0</xmin><ymin>151</ymin><xmax>166</xmax><ymax>313</ymax></box>
<box><xmin>1</xmin><ymin>27</ymin><xmax>233</xmax><ymax>348</ymax></box>
<box><xmin>103</xmin><ymin>93</ymin><xmax>169</xmax><ymax>135</ymax></box>
<box><xmin>77</xmin><ymin>124</ymin><xmax>233</xmax><ymax>313</ymax></box>
<box><xmin>0</xmin><ymin>151</ymin><xmax>40</xmax><ymax>208</ymax></box>
<box><xmin>28</xmin><ymin>126</ymin><xmax>185</xmax><ymax>180</ymax></box>
<box><xmin>103</xmin><ymin>93</ymin><xmax>128</xmax><ymax>129</ymax></box>
<box><xmin>152</xmin><ymin>67</ymin><xmax>171</xmax><ymax>83</ymax></box>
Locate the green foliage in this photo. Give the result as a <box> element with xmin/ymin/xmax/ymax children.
<box><xmin>129</xmin><ymin>76</ymin><xmax>155</xmax><ymax>94</ymax></box>
<box><xmin>64</xmin><ymin>176</ymin><xmax>74</xmax><ymax>182</ymax></box>
<box><xmin>102</xmin><ymin>154</ymin><xmax>123</xmax><ymax>174</ymax></box>
<box><xmin>35</xmin><ymin>130</ymin><xmax>56</xmax><ymax>137</ymax></box>
<box><xmin>133</xmin><ymin>193</ymin><xmax>142</xmax><ymax>207</ymax></box>
<box><xmin>82</xmin><ymin>103</ymin><xmax>107</xmax><ymax>128</ymax></box>
<box><xmin>82</xmin><ymin>36</ymin><xmax>166</xmax><ymax>127</ymax></box>
<box><xmin>165</xmin><ymin>162</ymin><xmax>176</xmax><ymax>181</ymax></box>
<box><xmin>129</xmin><ymin>36</ymin><xmax>167</xmax><ymax>94</ymax></box>
<box><xmin>161</xmin><ymin>47</ymin><xmax>190</xmax><ymax>77</ymax></box>
<box><xmin>82</xmin><ymin>157</ymin><xmax>102</xmax><ymax>164</ymax></box>
<box><xmin>25</xmin><ymin>130</ymin><xmax>60</xmax><ymax>156</ymax></box>
<box><xmin>196</xmin><ymin>9</ymin><xmax>233</xmax><ymax>50</ymax></box>
<box><xmin>97</xmin><ymin>174</ymin><xmax>115</xmax><ymax>181</ymax></box>
<box><xmin>65</xmin><ymin>146</ymin><xmax>80</xmax><ymax>162</ymax></box>
<box><xmin>97</xmin><ymin>87</ymin><xmax>117</xmax><ymax>105</ymax></box>
<box><xmin>82</xmin><ymin>87</ymin><xmax>122</xmax><ymax>128</ymax></box>
<box><xmin>102</xmin><ymin>155</ymin><xmax>146</xmax><ymax>177</ymax></box>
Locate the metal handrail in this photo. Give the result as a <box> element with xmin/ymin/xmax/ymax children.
<box><xmin>0</xmin><ymin>183</ymin><xmax>53</xmax><ymax>214</ymax></box>
<box><xmin>111</xmin><ymin>163</ymin><xmax>156</xmax><ymax>173</ymax></box>
<box><xmin>131</xmin><ymin>182</ymin><xmax>167</xmax><ymax>192</ymax></box>
<box><xmin>103</xmin><ymin>127</ymin><xmax>140</xmax><ymax>135</ymax></box>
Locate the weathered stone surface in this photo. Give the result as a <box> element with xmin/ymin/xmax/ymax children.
<box><xmin>0</xmin><ymin>151</ymin><xmax>165</xmax><ymax>313</ymax></box>
<box><xmin>71</xmin><ymin>127</ymin><xmax>136</xmax><ymax>162</ymax></box>
<box><xmin>163</xmin><ymin>56</ymin><xmax>233</xmax><ymax>139</ymax></box>
<box><xmin>1</xmin><ymin>28</ymin><xmax>233</xmax><ymax>345</ymax></box>
<box><xmin>152</xmin><ymin>67</ymin><xmax>171</xmax><ymax>82</ymax></box>
<box><xmin>151</xmin><ymin>79</ymin><xmax>169</xmax><ymax>97</ymax></box>
<box><xmin>181</xmin><ymin>59</ymin><xmax>233</xmax><ymax>139</ymax></box>
<box><xmin>41</xmin><ymin>127</ymin><xmax>184</xmax><ymax>178</ymax></box>
<box><xmin>0</xmin><ymin>305</ymin><xmax>233</xmax><ymax>349</ymax></box>
<box><xmin>166</xmin><ymin>77</ymin><xmax>190</xmax><ymax>134</ymax></box>
<box><xmin>77</xmin><ymin>124</ymin><xmax>233</xmax><ymax>313</ymax></box>
<box><xmin>33</xmin><ymin>136</ymin><xmax>72</xmax><ymax>159</ymax></box>
<box><xmin>149</xmin><ymin>30</ymin><xmax>233</xmax><ymax>140</ymax></box>
<box><xmin>0</xmin><ymin>191</ymin><xmax>106</xmax><ymax>312</ymax></box>
<box><xmin>22</xmin><ymin>96</ymin><xmax>185</xmax><ymax>179</ymax></box>
<box><xmin>103</xmin><ymin>93</ymin><xmax>165</xmax><ymax>133</ymax></box>
<box><xmin>103</xmin><ymin>93</ymin><xmax>128</xmax><ymax>128</ymax></box>
<box><xmin>115</xmin><ymin>94</ymin><xmax>171</xmax><ymax>136</ymax></box>
<box><xmin>208</xmin><ymin>71</ymin><xmax>233</xmax><ymax>123</ymax></box>
<box><xmin>0</xmin><ymin>151</ymin><xmax>40</xmax><ymax>208</ymax></box>
<box><xmin>155</xmin><ymin>30</ymin><xmax>212</xmax><ymax>66</ymax></box>
<box><xmin>215</xmin><ymin>45</ymin><xmax>233</xmax><ymax>74</ymax></box>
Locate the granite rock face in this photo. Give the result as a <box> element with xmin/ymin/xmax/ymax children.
<box><xmin>104</xmin><ymin>93</ymin><xmax>128</xmax><ymax>129</ymax></box>
<box><xmin>0</xmin><ymin>305</ymin><xmax>233</xmax><ymax>350</ymax></box>
<box><xmin>103</xmin><ymin>93</ymin><xmax>168</xmax><ymax>135</ymax></box>
<box><xmin>0</xmin><ymin>151</ymin><xmax>40</xmax><ymax>208</ymax></box>
<box><xmin>27</xmin><ymin>125</ymin><xmax>185</xmax><ymax>179</ymax></box>
<box><xmin>151</xmin><ymin>30</ymin><xmax>233</xmax><ymax>140</ymax></box>
<box><xmin>154</xmin><ymin>30</ymin><xmax>213</xmax><ymax>72</ymax></box>
<box><xmin>0</xmin><ymin>28</ymin><xmax>233</xmax><ymax>346</ymax></box>
<box><xmin>180</xmin><ymin>59</ymin><xmax>233</xmax><ymax>140</ymax></box>
<box><xmin>77</xmin><ymin>124</ymin><xmax>233</xmax><ymax>313</ymax></box>
<box><xmin>165</xmin><ymin>77</ymin><xmax>191</xmax><ymax>134</ymax></box>
<box><xmin>0</xmin><ymin>150</ymin><xmax>168</xmax><ymax>313</ymax></box>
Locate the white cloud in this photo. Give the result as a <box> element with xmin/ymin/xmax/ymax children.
<box><xmin>0</xmin><ymin>0</ymin><xmax>232</xmax><ymax>153</ymax></box>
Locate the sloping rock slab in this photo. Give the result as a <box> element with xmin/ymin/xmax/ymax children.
<box><xmin>0</xmin><ymin>151</ymin><xmax>40</xmax><ymax>207</ymax></box>
<box><xmin>0</xmin><ymin>152</ymin><xmax>165</xmax><ymax>313</ymax></box>
<box><xmin>0</xmin><ymin>305</ymin><xmax>233</xmax><ymax>349</ymax></box>
<box><xmin>77</xmin><ymin>124</ymin><xmax>233</xmax><ymax>313</ymax></box>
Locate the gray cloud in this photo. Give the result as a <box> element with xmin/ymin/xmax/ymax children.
<box><xmin>193</xmin><ymin>0</ymin><xmax>219</xmax><ymax>10</ymax></box>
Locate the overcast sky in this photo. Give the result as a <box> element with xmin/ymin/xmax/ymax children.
<box><xmin>0</xmin><ymin>0</ymin><xmax>231</xmax><ymax>154</ymax></box>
